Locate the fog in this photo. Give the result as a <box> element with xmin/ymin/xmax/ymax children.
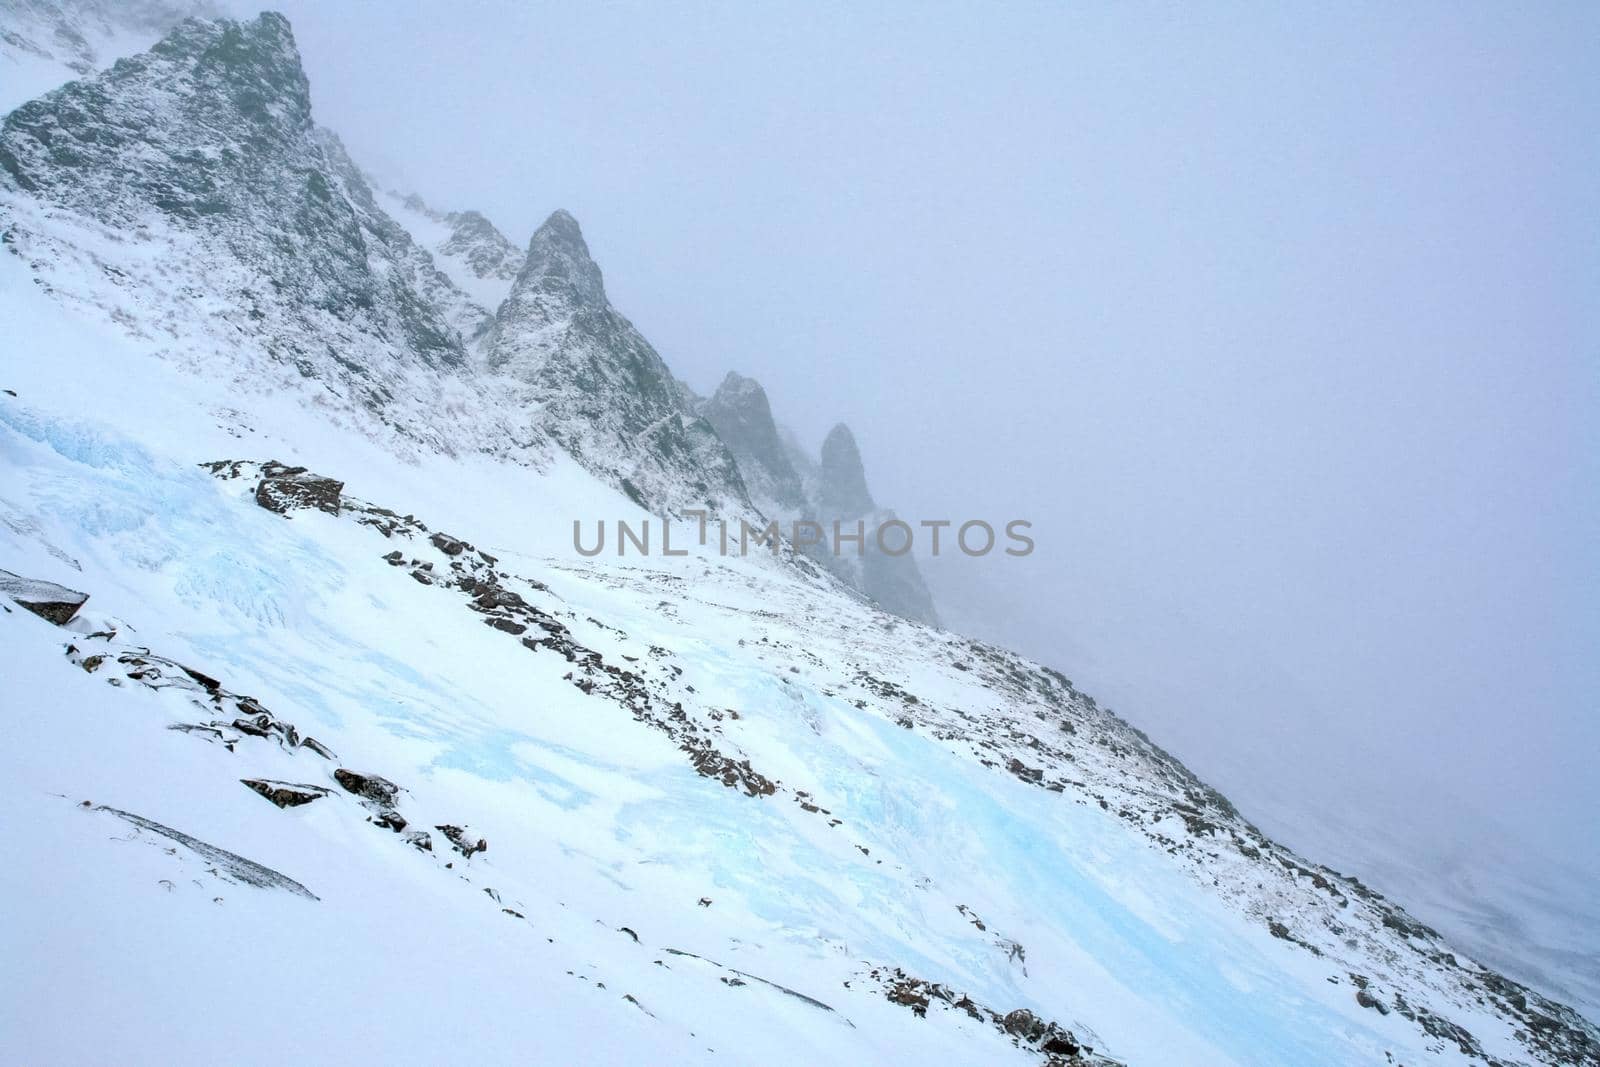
<box><xmin>229</xmin><ymin>0</ymin><xmax>1599</xmax><ymax>1008</ymax></box>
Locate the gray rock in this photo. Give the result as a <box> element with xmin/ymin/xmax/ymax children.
<box><xmin>818</xmin><ymin>423</ymin><xmax>876</xmax><ymax>518</ymax></box>
<box><xmin>700</xmin><ymin>372</ymin><xmax>806</xmax><ymax>511</ymax></box>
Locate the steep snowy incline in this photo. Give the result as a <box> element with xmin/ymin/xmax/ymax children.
<box><xmin>0</xmin><ymin>0</ymin><xmax>217</xmax><ymax>112</ymax></box>
<box><xmin>377</xmin><ymin>189</ymin><xmax>523</xmax><ymax>317</ymax></box>
<box><xmin>3</xmin><ymin>256</ymin><xmax>1597</xmax><ymax>1064</ymax></box>
<box><xmin>0</xmin><ymin>13</ymin><xmax>533</xmax><ymax>462</ymax></box>
<box><xmin>2</xmin><ymin>11</ymin><xmax>1597</xmax><ymax>1065</ymax></box>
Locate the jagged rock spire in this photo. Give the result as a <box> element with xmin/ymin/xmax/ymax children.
<box><xmin>487</xmin><ymin>210</ymin><xmax>749</xmax><ymax>513</ymax></box>
<box><xmin>517</xmin><ymin>209</ymin><xmax>607</xmax><ymax>310</ymax></box>
<box><xmin>819</xmin><ymin>422</ymin><xmax>875</xmax><ymax>517</ymax></box>
<box><xmin>701</xmin><ymin>372</ymin><xmax>806</xmax><ymax>511</ymax></box>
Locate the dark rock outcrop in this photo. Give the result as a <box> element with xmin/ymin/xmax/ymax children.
<box><xmin>436</xmin><ymin>823</ymin><xmax>488</xmax><ymax>858</ymax></box>
<box><xmin>334</xmin><ymin>768</ymin><xmax>406</xmax><ymax>830</ymax></box>
<box><xmin>0</xmin><ymin>569</ymin><xmax>89</xmax><ymax>624</ymax></box>
<box><xmin>241</xmin><ymin>778</ymin><xmax>330</xmax><ymax>808</ymax></box>
<box><xmin>254</xmin><ymin>462</ymin><xmax>343</xmax><ymax>516</ymax></box>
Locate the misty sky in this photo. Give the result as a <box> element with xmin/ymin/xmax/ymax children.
<box><xmin>227</xmin><ymin>0</ymin><xmax>1598</xmax><ymax>991</ymax></box>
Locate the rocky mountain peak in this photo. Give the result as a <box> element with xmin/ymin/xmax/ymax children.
<box><xmin>1</xmin><ymin>12</ymin><xmax>486</xmax><ymax>432</ymax></box>
<box><xmin>1</xmin><ymin>13</ymin><xmax>312</xmax><ymax>211</ymax></box>
<box><xmin>144</xmin><ymin>13</ymin><xmax>310</xmax><ymax>134</ymax></box>
<box><xmin>517</xmin><ymin>208</ymin><xmax>606</xmax><ymax>310</ymax></box>
<box><xmin>819</xmin><ymin>422</ymin><xmax>875</xmax><ymax>517</ymax></box>
<box><xmin>486</xmin><ymin>210</ymin><xmax>747</xmax><ymax>514</ymax></box>
<box><xmin>701</xmin><ymin>372</ymin><xmax>805</xmax><ymax>511</ymax></box>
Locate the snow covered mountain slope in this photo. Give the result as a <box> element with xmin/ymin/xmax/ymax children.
<box><xmin>2</xmin><ymin>9</ymin><xmax>1597</xmax><ymax>1066</ymax></box>
<box><xmin>0</xmin><ymin>0</ymin><xmax>216</xmax><ymax>112</ymax></box>
<box><xmin>377</xmin><ymin>189</ymin><xmax>523</xmax><ymax>317</ymax></box>
<box><xmin>1</xmin><ymin>11</ymin><xmax>748</xmax><ymax>516</ymax></box>
<box><xmin>4</xmin><ymin>250</ymin><xmax>1599</xmax><ymax>1066</ymax></box>
<box><xmin>0</xmin><ymin>13</ymin><xmax>525</xmax><ymax>462</ymax></box>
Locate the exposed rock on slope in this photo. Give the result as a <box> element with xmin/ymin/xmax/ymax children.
<box><xmin>801</xmin><ymin>421</ymin><xmax>939</xmax><ymax>626</ymax></box>
<box><xmin>0</xmin><ymin>567</ymin><xmax>88</xmax><ymax>623</ymax></box>
<box><xmin>818</xmin><ymin>422</ymin><xmax>877</xmax><ymax>518</ymax></box>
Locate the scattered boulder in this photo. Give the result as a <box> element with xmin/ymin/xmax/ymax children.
<box><xmin>241</xmin><ymin>779</ymin><xmax>330</xmax><ymax>809</ymax></box>
<box><xmin>334</xmin><ymin>769</ymin><xmax>406</xmax><ymax>831</ymax></box>
<box><xmin>436</xmin><ymin>823</ymin><xmax>488</xmax><ymax>858</ymax></box>
<box><xmin>430</xmin><ymin>532</ymin><xmax>469</xmax><ymax>556</ymax></box>
<box><xmin>300</xmin><ymin>736</ymin><xmax>337</xmax><ymax>760</ymax></box>
<box><xmin>1006</xmin><ymin>757</ymin><xmax>1044</xmax><ymax>784</ymax></box>
<box><xmin>0</xmin><ymin>568</ymin><xmax>89</xmax><ymax>625</ymax></box>
<box><xmin>333</xmin><ymin>769</ymin><xmax>400</xmax><ymax>805</ymax></box>
<box><xmin>1356</xmin><ymin>988</ymin><xmax>1390</xmax><ymax>1014</ymax></box>
<box><xmin>254</xmin><ymin>462</ymin><xmax>343</xmax><ymax>516</ymax></box>
<box><xmin>1003</xmin><ymin>1008</ymin><xmax>1046</xmax><ymax>1041</ymax></box>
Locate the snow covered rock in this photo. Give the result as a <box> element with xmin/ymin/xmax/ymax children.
<box><xmin>0</xmin><ymin>567</ymin><xmax>88</xmax><ymax>623</ymax></box>
<box><xmin>240</xmin><ymin>778</ymin><xmax>330</xmax><ymax>809</ymax></box>
<box><xmin>377</xmin><ymin>190</ymin><xmax>523</xmax><ymax>319</ymax></box>
<box><xmin>252</xmin><ymin>462</ymin><xmax>343</xmax><ymax>516</ymax></box>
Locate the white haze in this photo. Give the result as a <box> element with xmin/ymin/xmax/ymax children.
<box><xmin>220</xmin><ymin>0</ymin><xmax>1600</xmax><ymax>1013</ymax></box>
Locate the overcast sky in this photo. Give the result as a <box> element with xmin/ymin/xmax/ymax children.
<box><xmin>232</xmin><ymin>0</ymin><xmax>1599</xmax><ymax>998</ymax></box>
